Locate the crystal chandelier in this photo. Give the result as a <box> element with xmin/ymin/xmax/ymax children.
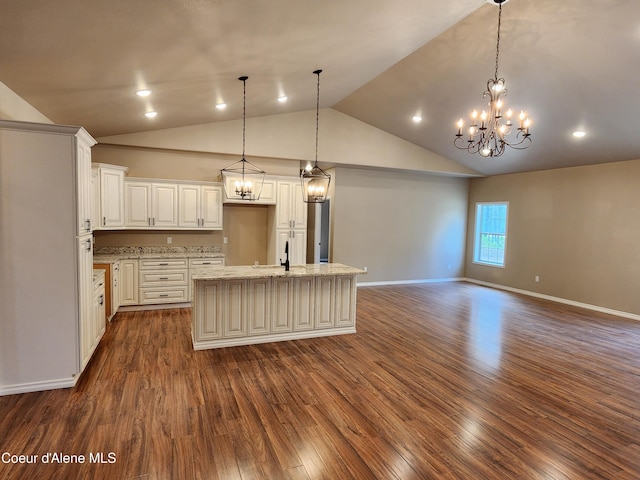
<box><xmin>221</xmin><ymin>76</ymin><xmax>266</xmax><ymax>201</ymax></box>
<box><xmin>301</xmin><ymin>69</ymin><xmax>331</xmax><ymax>203</ymax></box>
<box><xmin>454</xmin><ymin>0</ymin><xmax>531</xmax><ymax>157</ymax></box>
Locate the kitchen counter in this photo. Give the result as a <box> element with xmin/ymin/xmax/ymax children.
<box><xmin>191</xmin><ymin>263</ymin><xmax>364</xmax><ymax>281</ymax></box>
<box><xmin>191</xmin><ymin>263</ymin><xmax>366</xmax><ymax>350</ymax></box>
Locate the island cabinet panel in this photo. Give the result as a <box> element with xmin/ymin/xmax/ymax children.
<box><xmin>272</xmin><ymin>277</ymin><xmax>294</xmax><ymax>333</ymax></box>
<box><xmin>248</xmin><ymin>278</ymin><xmax>270</xmax><ymax>335</ymax></box>
<box><xmin>195</xmin><ymin>281</ymin><xmax>223</xmax><ymax>341</ymax></box>
<box><xmin>224</xmin><ymin>280</ymin><xmax>247</xmax><ymax>338</ymax></box>
<box><xmin>315</xmin><ymin>276</ymin><xmax>336</xmax><ymax>329</ymax></box>
<box><xmin>191</xmin><ymin>264</ymin><xmax>364</xmax><ymax>350</ymax></box>
<box><xmin>335</xmin><ymin>275</ymin><xmax>357</xmax><ymax>328</ymax></box>
<box><xmin>293</xmin><ymin>276</ymin><xmax>315</xmax><ymax>331</ymax></box>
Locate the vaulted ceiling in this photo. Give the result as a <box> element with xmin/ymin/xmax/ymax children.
<box><xmin>2</xmin><ymin>0</ymin><xmax>639</xmax><ymax>176</ymax></box>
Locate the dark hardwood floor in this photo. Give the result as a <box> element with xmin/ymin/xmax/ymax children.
<box><xmin>2</xmin><ymin>282</ymin><xmax>640</xmax><ymax>479</ymax></box>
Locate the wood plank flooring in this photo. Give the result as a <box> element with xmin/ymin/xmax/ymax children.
<box><xmin>2</xmin><ymin>282</ymin><xmax>640</xmax><ymax>479</ymax></box>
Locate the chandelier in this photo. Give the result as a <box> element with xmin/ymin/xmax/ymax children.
<box><xmin>454</xmin><ymin>0</ymin><xmax>531</xmax><ymax>157</ymax></box>
<box><xmin>221</xmin><ymin>76</ymin><xmax>266</xmax><ymax>201</ymax></box>
<box><xmin>301</xmin><ymin>69</ymin><xmax>331</xmax><ymax>203</ymax></box>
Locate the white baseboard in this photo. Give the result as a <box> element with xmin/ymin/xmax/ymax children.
<box><xmin>358</xmin><ymin>277</ymin><xmax>463</xmax><ymax>287</ymax></box>
<box><xmin>117</xmin><ymin>302</ymin><xmax>191</xmax><ymax>312</ymax></box>
<box><xmin>0</xmin><ymin>376</ymin><xmax>77</xmax><ymax>397</ymax></box>
<box><xmin>464</xmin><ymin>278</ymin><xmax>640</xmax><ymax>322</ymax></box>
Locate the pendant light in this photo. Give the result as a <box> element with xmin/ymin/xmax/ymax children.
<box><xmin>301</xmin><ymin>69</ymin><xmax>331</xmax><ymax>203</ymax></box>
<box><xmin>221</xmin><ymin>75</ymin><xmax>266</xmax><ymax>201</ymax></box>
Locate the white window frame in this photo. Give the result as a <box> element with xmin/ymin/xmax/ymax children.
<box><xmin>473</xmin><ymin>201</ymin><xmax>509</xmax><ymax>268</ymax></box>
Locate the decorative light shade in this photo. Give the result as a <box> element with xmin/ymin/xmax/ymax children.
<box><xmin>221</xmin><ymin>76</ymin><xmax>266</xmax><ymax>201</ymax></box>
<box><xmin>454</xmin><ymin>0</ymin><xmax>532</xmax><ymax>157</ymax></box>
<box><xmin>301</xmin><ymin>69</ymin><xmax>331</xmax><ymax>203</ymax></box>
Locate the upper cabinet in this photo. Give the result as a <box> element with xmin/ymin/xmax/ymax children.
<box><xmin>92</xmin><ymin>163</ymin><xmax>128</xmax><ymax>230</ymax></box>
<box><xmin>124</xmin><ymin>180</ymin><xmax>178</xmax><ymax>228</ymax></box>
<box><xmin>178</xmin><ymin>183</ymin><xmax>223</xmax><ymax>230</ymax></box>
<box><xmin>276</xmin><ymin>179</ymin><xmax>307</xmax><ymax>229</ymax></box>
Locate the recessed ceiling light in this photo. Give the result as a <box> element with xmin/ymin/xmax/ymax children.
<box><xmin>277</xmin><ymin>95</ymin><xmax>288</xmax><ymax>103</ymax></box>
<box><xmin>136</xmin><ymin>89</ymin><xmax>152</xmax><ymax>97</ymax></box>
<box><xmin>573</xmin><ymin>130</ymin><xmax>586</xmax><ymax>138</ymax></box>
<box><xmin>412</xmin><ymin>115</ymin><xmax>422</xmax><ymax>123</ymax></box>
<box><xmin>144</xmin><ymin>111</ymin><xmax>157</xmax><ymax>118</ymax></box>
<box><xmin>215</xmin><ymin>103</ymin><xmax>227</xmax><ymax>110</ymax></box>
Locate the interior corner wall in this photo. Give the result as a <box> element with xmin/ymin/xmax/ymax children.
<box><xmin>331</xmin><ymin>167</ymin><xmax>469</xmax><ymax>283</ymax></box>
<box><xmin>465</xmin><ymin>159</ymin><xmax>640</xmax><ymax>316</ymax></box>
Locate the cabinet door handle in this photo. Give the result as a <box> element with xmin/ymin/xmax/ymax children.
<box><xmin>201</xmin><ymin>262</ymin><xmax>211</xmax><ymax>265</ymax></box>
<box><xmin>148</xmin><ymin>217</ymin><xmax>151</xmax><ymax>226</ymax></box>
<box><xmin>85</xmin><ymin>219</ymin><xmax>91</xmax><ymax>232</ymax></box>
<box><xmin>159</xmin><ymin>277</ymin><xmax>169</xmax><ymax>280</ymax></box>
<box><xmin>99</xmin><ymin>295</ymin><xmax>104</xmax><ymax>306</ymax></box>
<box><xmin>153</xmin><ymin>218</ymin><xmax>156</xmax><ymax>226</ymax></box>
<box><xmin>103</xmin><ymin>217</ymin><xmax>106</xmax><ymax>226</ymax></box>
<box><xmin>85</xmin><ymin>239</ymin><xmax>92</xmax><ymax>251</ymax></box>
<box><xmin>159</xmin><ymin>263</ymin><xmax>169</xmax><ymax>266</ymax></box>
<box><xmin>159</xmin><ymin>294</ymin><xmax>169</xmax><ymax>297</ymax></box>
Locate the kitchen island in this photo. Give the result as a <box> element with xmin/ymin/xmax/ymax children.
<box><xmin>191</xmin><ymin>263</ymin><xmax>365</xmax><ymax>349</ymax></box>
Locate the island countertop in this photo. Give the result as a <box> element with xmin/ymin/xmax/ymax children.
<box><xmin>192</xmin><ymin>263</ymin><xmax>365</xmax><ymax>281</ymax></box>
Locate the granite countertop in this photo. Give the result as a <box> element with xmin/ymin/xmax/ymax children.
<box><xmin>93</xmin><ymin>246</ymin><xmax>224</xmax><ymax>263</ymax></box>
<box><xmin>192</xmin><ymin>263</ymin><xmax>366</xmax><ymax>281</ymax></box>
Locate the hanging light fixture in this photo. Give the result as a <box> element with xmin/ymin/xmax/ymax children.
<box><xmin>301</xmin><ymin>69</ymin><xmax>331</xmax><ymax>203</ymax></box>
<box><xmin>454</xmin><ymin>0</ymin><xmax>532</xmax><ymax>158</ymax></box>
<box><xmin>221</xmin><ymin>75</ymin><xmax>266</xmax><ymax>201</ymax></box>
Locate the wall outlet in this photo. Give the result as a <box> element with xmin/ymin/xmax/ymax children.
<box><xmin>254</xmin><ymin>261</ymin><xmax>259</xmax><ymax>265</ymax></box>
<box><xmin>223</xmin><ymin>236</ymin><xmax>228</xmax><ymax>244</ymax></box>
<box><xmin>363</xmin><ymin>266</ymin><xmax>368</xmax><ymax>272</ymax></box>
<box><xmin>535</xmin><ymin>275</ymin><xmax>540</xmax><ymax>282</ymax></box>
<box><xmin>166</xmin><ymin>236</ymin><xmax>172</xmax><ymax>244</ymax></box>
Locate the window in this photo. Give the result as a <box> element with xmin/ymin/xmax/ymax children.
<box><xmin>474</xmin><ymin>202</ymin><xmax>508</xmax><ymax>267</ymax></box>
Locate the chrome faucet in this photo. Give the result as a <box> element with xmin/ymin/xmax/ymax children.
<box><xmin>280</xmin><ymin>241</ymin><xmax>290</xmax><ymax>271</ymax></box>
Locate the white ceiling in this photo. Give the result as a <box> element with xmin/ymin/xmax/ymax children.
<box><xmin>2</xmin><ymin>0</ymin><xmax>639</xmax><ymax>176</ymax></box>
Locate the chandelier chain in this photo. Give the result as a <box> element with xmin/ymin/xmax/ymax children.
<box><xmin>494</xmin><ymin>3</ymin><xmax>502</xmax><ymax>81</ymax></box>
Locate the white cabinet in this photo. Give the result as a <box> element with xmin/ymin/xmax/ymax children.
<box><xmin>191</xmin><ymin>269</ymin><xmax>361</xmax><ymax>351</ymax></box>
<box><xmin>248</xmin><ymin>278</ymin><xmax>270</xmax><ymax>335</ymax></box>
<box><xmin>90</xmin><ymin>270</ymin><xmax>106</xmax><ymax>367</ymax></box>
<box><xmin>93</xmin><ymin>163</ymin><xmax>128</xmax><ymax>229</ymax></box>
<box><xmin>276</xmin><ymin>179</ymin><xmax>307</xmax><ymax>229</ymax></box>
<box><xmin>189</xmin><ymin>257</ymin><xmax>225</xmax><ymax>299</ymax></box>
<box><xmin>77</xmin><ymin>139</ymin><xmax>93</xmax><ymax>235</ymax></box>
<box><xmin>138</xmin><ymin>258</ymin><xmax>189</xmax><ymax>304</ymax></box>
<box><xmin>178</xmin><ymin>183</ymin><xmax>223</xmax><ymax>229</ymax></box>
<box><xmin>119</xmin><ymin>259</ymin><xmax>139</xmax><ymax>306</ymax></box>
<box><xmin>79</xmin><ymin>237</ymin><xmax>95</xmax><ymax>370</ymax></box>
<box><xmin>112</xmin><ymin>261</ymin><xmax>121</xmax><ymax>314</ymax></box>
<box><xmin>274</xmin><ymin>179</ymin><xmax>307</xmax><ymax>265</ymax></box>
<box><xmin>0</xmin><ymin>120</ymin><xmax>97</xmax><ymax>395</ymax></box>
<box><xmin>124</xmin><ymin>180</ymin><xmax>178</xmax><ymax>228</ymax></box>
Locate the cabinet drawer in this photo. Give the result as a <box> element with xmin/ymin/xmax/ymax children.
<box><xmin>139</xmin><ymin>286</ymin><xmax>189</xmax><ymax>304</ymax></box>
<box><xmin>139</xmin><ymin>258</ymin><xmax>188</xmax><ymax>270</ymax></box>
<box><xmin>189</xmin><ymin>258</ymin><xmax>225</xmax><ymax>267</ymax></box>
<box><xmin>139</xmin><ymin>269</ymin><xmax>188</xmax><ymax>287</ymax></box>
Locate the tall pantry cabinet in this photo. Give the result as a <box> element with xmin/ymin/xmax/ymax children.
<box><xmin>0</xmin><ymin>120</ymin><xmax>97</xmax><ymax>396</ymax></box>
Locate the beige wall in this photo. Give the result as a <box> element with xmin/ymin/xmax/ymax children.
<box><xmin>465</xmin><ymin>159</ymin><xmax>640</xmax><ymax>315</ymax></box>
<box><xmin>332</xmin><ymin>167</ymin><xmax>469</xmax><ymax>283</ymax></box>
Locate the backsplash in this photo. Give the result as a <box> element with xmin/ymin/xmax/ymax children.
<box><xmin>94</xmin><ymin>246</ymin><xmax>222</xmax><ymax>255</ymax></box>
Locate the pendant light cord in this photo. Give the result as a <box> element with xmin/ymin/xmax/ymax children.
<box><xmin>314</xmin><ymin>69</ymin><xmax>322</xmax><ymax>165</ymax></box>
<box><xmin>240</xmin><ymin>76</ymin><xmax>247</xmax><ymax>159</ymax></box>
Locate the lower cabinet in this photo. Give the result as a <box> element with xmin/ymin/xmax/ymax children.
<box><xmin>139</xmin><ymin>258</ymin><xmax>189</xmax><ymax>305</ymax></box>
<box><xmin>119</xmin><ymin>259</ymin><xmax>139</xmax><ymax>306</ymax></box>
<box><xmin>192</xmin><ymin>274</ymin><xmax>358</xmax><ymax>349</ymax></box>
